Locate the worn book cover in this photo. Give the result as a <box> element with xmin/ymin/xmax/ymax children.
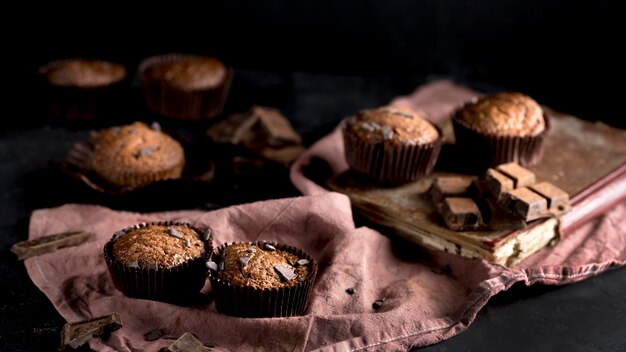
<box><xmin>327</xmin><ymin>110</ymin><xmax>626</xmax><ymax>266</ymax></box>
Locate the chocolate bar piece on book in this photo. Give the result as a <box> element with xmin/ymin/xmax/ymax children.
<box><xmin>327</xmin><ymin>110</ymin><xmax>626</xmax><ymax>266</ymax></box>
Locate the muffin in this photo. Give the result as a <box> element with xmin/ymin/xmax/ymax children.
<box><xmin>90</xmin><ymin>122</ymin><xmax>185</xmax><ymax>189</ymax></box>
<box><xmin>38</xmin><ymin>59</ymin><xmax>127</xmax><ymax>120</ymax></box>
<box><xmin>103</xmin><ymin>222</ymin><xmax>212</xmax><ymax>302</ymax></box>
<box><xmin>138</xmin><ymin>53</ymin><xmax>232</xmax><ymax>120</ymax></box>
<box><xmin>453</xmin><ymin>92</ymin><xmax>549</xmax><ymax>167</ymax></box>
<box><xmin>342</xmin><ymin>105</ymin><xmax>444</xmax><ymax>184</ymax></box>
<box><xmin>208</xmin><ymin>241</ymin><xmax>317</xmax><ymax>317</ymax></box>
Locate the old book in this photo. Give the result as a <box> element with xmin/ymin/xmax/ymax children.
<box><xmin>327</xmin><ymin>110</ymin><xmax>626</xmax><ymax>266</ymax></box>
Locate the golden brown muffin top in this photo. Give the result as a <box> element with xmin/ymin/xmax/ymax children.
<box><xmin>42</xmin><ymin>59</ymin><xmax>126</xmax><ymax>87</ymax></box>
<box><xmin>345</xmin><ymin>105</ymin><xmax>440</xmax><ymax>145</ymax></box>
<box><xmin>456</xmin><ymin>92</ymin><xmax>545</xmax><ymax>136</ymax></box>
<box><xmin>148</xmin><ymin>57</ymin><xmax>227</xmax><ymax>90</ymax></box>
<box><xmin>91</xmin><ymin>122</ymin><xmax>185</xmax><ymax>176</ymax></box>
<box><xmin>112</xmin><ymin>224</ymin><xmax>205</xmax><ymax>269</ymax></box>
<box><xmin>216</xmin><ymin>243</ymin><xmax>310</xmax><ymax>289</ymax></box>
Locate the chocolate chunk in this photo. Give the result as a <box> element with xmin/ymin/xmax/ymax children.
<box><xmin>254</xmin><ymin>106</ymin><xmax>302</xmax><ymax>147</ymax></box>
<box><xmin>239</xmin><ymin>255</ymin><xmax>250</xmax><ymax>266</ymax></box>
<box><xmin>11</xmin><ymin>231</ymin><xmax>91</xmax><ymax>261</ymax></box>
<box><xmin>127</xmin><ymin>261</ymin><xmax>140</xmax><ymax>269</ymax></box>
<box><xmin>296</xmin><ymin>259</ymin><xmax>310</xmax><ymax>266</ymax></box>
<box><xmin>440</xmin><ymin>197</ymin><xmax>482</xmax><ymax>231</ymax></box>
<box><xmin>136</xmin><ymin>146</ymin><xmax>158</xmax><ymax>158</ymax></box>
<box><xmin>206</xmin><ymin>261</ymin><xmax>218</xmax><ymax>271</ymax></box>
<box><xmin>529</xmin><ymin>182</ymin><xmax>570</xmax><ymax>211</ymax></box>
<box><xmin>361</xmin><ymin>122</ymin><xmax>376</xmax><ymax>132</ymax></box>
<box><xmin>483</xmin><ymin>168</ymin><xmax>514</xmax><ymax>198</ymax></box>
<box><xmin>219</xmin><ymin>261</ymin><xmax>225</xmax><ymax>271</ymax></box>
<box><xmin>430</xmin><ymin>176</ymin><xmax>473</xmax><ymax>203</ymax></box>
<box><xmin>144</xmin><ymin>329</ymin><xmax>163</xmax><ymax>342</ymax></box>
<box><xmin>112</xmin><ymin>231</ymin><xmax>124</xmax><ymax>240</ymax></box>
<box><xmin>496</xmin><ymin>162</ymin><xmax>536</xmax><ymax>188</ymax></box>
<box><xmin>263</xmin><ymin>244</ymin><xmax>276</xmax><ymax>252</ymax></box>
<box><xmin>346</xmin><ymin>287</ymin><xmax>356</xmax><ymax>295</ymax></box>
<box><xmin>501</xmin><ymin>187</ymin><xmax>548</xmax><ymax>222</ymax></box>
<box><xmin>202</xmin><ymin>228</ymin><xmax>212</xmax><ymax>241</ymax></box>
<box><xmin>185</xmin><ymin>239</ymin><xmax>191</xmax><ymax>248</ymax></box>
<box><xmin>372</xmin><ymin>298</ymin><xmax>386</xmax><ymax>310</ymax></box>
<box><xmin>160</xmin><ymin>332</ymin><xmax>206</xmax><ymax>352</ymax></box>
<box><xmin>274</xmin><ymin>264</ymin><xmax>297</xmax><ymax>281</ymax></box>
<box><xmin>247</xmin><ymin>247</ymin><xmax>257</xmax><ymax>254</ymax></box>
<box><xmin>60</xmin><ymin>313</ymin><xmax>122</xmax><ymax>351</ymax></box>
<box><xmin>381</xmin><ymin>126</ymin><xmax>394</xmax><ymax>140</ymax></box>
<box><xmin>382</xmin><ymin>108</ymin><xmax>414</xmax><ymax>118</ymax></box>
<box><xmin>150</xmin><ymin>121</ymin><xmax>162</xmax><ymax>131</ymax></box>
<box><xmin>165</xmin><ymin>227</ymin><xmax>184</xmax><ymax>239</ymax></box>
<box><xmin>148</xmin><ymin>262</ymin><xmax>158</xmax><ymax>270</ymax></box>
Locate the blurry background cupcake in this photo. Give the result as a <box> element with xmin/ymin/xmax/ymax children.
<box><xmin>452</xmin><ymin>92</ymin><xmax>548</xmax><ymax>168</ymax></box>
<box><xmin>343</xmin><ymin>105</ymin><xmax>444</xmax><ymax>185</ymax></box>
<box><xmin>138</xmin><ymin>53</ymin><xmax>232</xmax><ymax>120</ymax></box>
<box><xmin>38</xmin><ymin>59</ymin><xmax>127</xmax><ymax>121</ymax></box>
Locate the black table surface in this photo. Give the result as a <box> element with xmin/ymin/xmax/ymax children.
<box><xmin>1</xmin><ymin>71</ymin><xmax>625</xmax><ymax>351</ymax></box>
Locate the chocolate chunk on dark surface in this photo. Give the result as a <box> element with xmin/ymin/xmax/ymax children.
<box><xmin>501</xmin><ymin>187</ymin><xmax>548</xmax><ymax>221</ymax></box>
<box><xmin>263</xmin><ymin>244</ymin><xmax>276</xmax><ymax>252</ymax></box>
<box><xmin>274</xmin><ymin>264</ymin><xmax>297</xmax><ymax>281</ymax></box>
<box><xmin>529</xmin><ymin>182</ymin><xmax>570</xmax><ymax>211</ymax></box>
<box><xmin>11</xmin><ymin>231</ymin><xmax>91</xmax><ymax>260</ymax></box>
<box><xmin>483</xmin><ymin>168</ymin><xmax>514</xmax><ymax>198</ymax></box>
<box><xmin>144</xmin><ymin>329</ymin><xmax>163</xmax><ymax>342</ymax></box>
<box><xmin>373</xmin><ymin>298</ymin><xmax>386</xmax><ymax>310</ymax></box>
<box><xmin>60</xmin><ymin>313</ymin><xmax>122</xmax><ymax>351</ymax></box>
<box><xmin>496</xmin><ymin>162</ymin><xmax>536</xmax><ymax>188</ymax></box>
<box><xmin>206</xmin><ymin>261</ymin><xmax>218</xmax><ymax>271</ymax></box>
<box><xmin>430</xmin><ymin>176</ymin><xmax>474</xmax><ymax>203</ymax></box>
<box><xmin>440</xmin><ymin>197</ymin><xmax>483</xmax><ymax>231</ymax></box>
<box><xmin>346</xmin><ymin>287</ymin><xmax>356</xmax><ymax>295</ymax></box>
<box><xmin>160</xmin><ymin>332</ymin><xmax>206</xmax><ymax>352</ymax></box>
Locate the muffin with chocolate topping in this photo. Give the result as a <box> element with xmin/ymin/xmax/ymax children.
<box><xmin>453</xmin><ymin>92</ymin><xmax>549</xmax><ymax>167</ymax></box>
<box><xmin>208</xmin><ymin>241</ymin><xmax>317</xmax><ymax>317</ymax></box>
<box><xmin>343</xmin><ymin>105</ymin><xmax>444</xmax><ymax>184</ymax></box>
<box><xmin>90</xmin><ymin>122</ymin><xmax>185</xmax><ymax>189</ymax></box>
<box><xmin>139</xmin><ymin>53</ymin><xmax>232</xmax><ymax>120</ymax></box>
<box><xmin>103</xmin><ymin>222</ymin><xmax>212</xmax><ymax>301</ymax></box>
<box><xmin>39</xmin><ymin>59</ymin><xmax>127</xmax><ymax>120</ymax></box>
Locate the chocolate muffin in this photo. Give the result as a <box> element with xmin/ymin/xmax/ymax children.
<box><xmin>90</xmin><ymin>122</ymin><xmax>185</xmax><ymax>189</ymax></box>
<box><xmin>343</xmin><ymin>105</ymin><xmax>444</xmax><ymax>184</ymax></box>
<box><xmin>139</xmin><ymin>54</ymin><xmax>232</xmax><ymax>120</ymax></box>
<box><xmin>208</xmin><ymin>241</ymin><xmax>317</xmax><ymax>317</ymax></box>
<box><xmin>104</xmin><ymin>222</ymin><xmax>212</xmax><ymax>301</ymax></box>
<box><xmin>453</xmin><ymin>92</ymin><xmax>549</xmax><ymax>167</ymax></box>
<box><xmin>39</xmin><ymin>59</ymin><xmax>127</xmax><ymax>120</ymax></box>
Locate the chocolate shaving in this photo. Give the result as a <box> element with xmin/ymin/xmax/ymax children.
<box><xmin>144</xmin><ymin>329</ymin><xmax>163</xmax><ymax>342</ymax></box>
<box><xmin>372</xmin><ymin>298</ymin><xmax>386</xmax><ymax>310</ymax></box>
<box><xmin>11</xmin><ymin>231</ymin><xmax>91</xmax><ymax>261</ymax></box>
<box><xmin>166</xmin><ymin>227</ymin><xmax>184</xmax><ymax>239</ymax></box>
<box><xmin>296</xmin><ymin>259</ymin><xmax>310</xmax><ymax>266</ymax></box>
<box><xmin>263</xmin><ymin>244</ymin><xmax>276</xmax><ymax>252</ymax></box>
<box><xmin>206</xmin><ymin>261</ymin><xmax>218</xmax><ymax>271</ymax></box>
<box><xmin>274</xmin><ymin>264</ymin><xmax>297</xmax><ymax>281</ymax></box>
<box><xmin>346</xmin><ymin>287</ymin><xmax>356</xmax><ymax>295</ymax></box>
<box><xmin>60</xmin><ymin>313</ymin><xmax>122</xmax><ymax>351</ymax></box>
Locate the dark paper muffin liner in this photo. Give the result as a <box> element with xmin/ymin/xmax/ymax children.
<box><xmin>103</xmin><ymin>221</ymin><xmax>212</xmax><ymax>302</ymax></box>
<box><xmin>209</xmin><ymin>241</ymin><xmax>318</xmax><ymax>318</ymax></box>
<box><xmin>452</xmin><ymin>112</ymin><xmax>550</xmax><ymax>168</ymax></box>
<box><xmin>38</xmin><ymin>59</ymin><xmax>128</xmax><ymax>121</ymax></box>
<box><xmin>342</xmin><ymin>123</ymin><xmax>444</xmax><ymax>185</ymax></box>
<box><xmin>138</xmin><ymin>53</ymin><xmax>232</xmax><ymax>120</ymax></box>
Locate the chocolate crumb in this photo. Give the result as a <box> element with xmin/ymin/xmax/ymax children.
<box><xmin>296</xmin><ymin>259</ymin><xmax>310</xmax><ymax>266</ymax></box>
<box><xmin>373</xmin><ymin>298</ymin><xmax>386</xmax><ymax>310</ymax></box>
<box><xmin>165</xmin><ymin>227</ymin><xmax>184</xmax><ymax>239</ymax></box>
<box><xmin>263</xmin><ymin>244</ymin><xmax>276</xmax><ymax>252</ymax></box>
<box><xmin>346</xmin><ymin>287</ymin><xmax>356</xmax><ymax>295</ymax></box>
<box><xmin>274</xmin><ymin>264</ymin><xmax>296</xmax><ymax>281</ymax></box>
<box><xmin>144</xmin><ymin>329</ymin><xmax>162</xmax><ymax>342</ymax></box>
<box><xmin>206</xmin><ymin>261</ymin><xmax>218</xmax><ymax>271</ymax></box>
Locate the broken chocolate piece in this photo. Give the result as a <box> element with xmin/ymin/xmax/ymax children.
<box><xmin>296</xmin><ymin>259</ymin><xmax>310</xmax><ymax>266</ymax></box>
<box><xmin>501</xmin><ymin>187</ymin><xmax>548</xmax><ymax>222</ymax></box>
<box><xmin>60</xmin><ymin>313</ymin><xmax>122</xmax><ymax>351</ymax></box>
<box><xmin>529</xmin><ymin>182</ymin><xmax>570</xmax><ymax>212</ymax></box>
<box><xmin>144</xmin><ymin>329</ymin><xmax>163</xmax><ymax>342</ymax></box>
<box><xmin>263</xmin><ymin>244</ymin><xmax>276</xmax><ymax>252</ymax></box>
<box><xmin>274</xmin><ymin>264</ymin><xmax>297</xmax><ymax>281</ymax></box>
<box><xmin>496</xmin><ymin>162</ymin><xmax>536</xmax><ymax>188</ymax></box>
<box><xmin>11</xmin><ymin>231</ymin><xmax>91</xmax><ymax>261</ymax></box>
<box><xmin>372</xmin><ymin>298</ymin><xmax>386</xmax><ymax>310</ymax></box>
<box><xmin>160</xmin><ymin>332</ymin><xmax>206</xmax><ymax>352</ymax></box>
<box><xmin>259</xmin><ymin>145</ymin><xmax>306</xmax><ymax>165</ymax></box>
<box><xmin>254</xmin><ymin>106</ymin><xmax>302</xmax><ymax>147</ymax></box>
<box><xmin>203</xmin><ymin>228</ymin><xmax>212</xmax><ymax>241</ymax></box>
<box><xmin>165</xmin><ymin>227</ymin><xmax>184</xmax><ymax>239</ymax></box>
<box><xmin>346</xmin><ymin>287</ymin><xmax>356</xmax><ymax>295</ymax></box>
<box><xmin>430</xmin><ymin>176</ymin><xmax>474</xmax><ymax>203</ymax></box>
<box><xmin>483</xmin><ymin>168</ymin><xmax>514</xmax><ymax>198</ymax></box>
<box><xmin>127</xmin><ymin>261</ymin><xmax>140</xmax><ymax>269</ymax></box>
<box><xmin>219</xmin><ymin>261</ymin><xmax>225</xmax><ymax>271</ymax></box>
<box><xmin>440</xmin><ymin>197</ymin><xmax>483</xmax><ymax>231</ymax></box>
<box><xmin>239</xmin><ymin>255</ymin><xmax>250</xmax><ymax>266</ymax></box>
<box><xmin>247</xmin><ymin>247</ymin><xmax>257</xmax><ymax>254</ymax></box>
<box><xmin>206</xmin><ymin>261</ymin><xmax>218</xmax><ymax>271</ymax></box>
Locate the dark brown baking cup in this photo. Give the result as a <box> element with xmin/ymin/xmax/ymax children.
<box><xmin>103</xmin><ymin>221</ymin><xmax>212</xmax><ymax>302</ymax></box>
<box><xmin>138</xmin><ymin>53</ymin><xmax>232</xmax><ymax>120</ymax></box>
<box><xmin>452</xmin><ymin>112</ymin><xmax>550</xmax><ymax>168</ymax></box>
<box><xmin>342</xmin><ymin>123</ymin><xmax>444</xmax><ymax>185</ymax></box>
<box><xmin>38</xmin><ymin>59</ymin><xmax>128</xmax><ymax>121</ymax></box>
<box><xmin>208</xmin><ymin>241</ymin><xmax>318</xmax><ymax>318</ymax></box>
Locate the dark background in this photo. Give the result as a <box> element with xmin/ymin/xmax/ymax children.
<box><xmin>2</xmin><ymin>2</ymin><xmax>626</xmax><ymax>351</ymax></box>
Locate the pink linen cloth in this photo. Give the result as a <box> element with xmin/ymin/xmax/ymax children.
<box><xmin>26</xmin><ymin>81</ymin><xmax>626</xmax><ymax>351</ymax></box>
